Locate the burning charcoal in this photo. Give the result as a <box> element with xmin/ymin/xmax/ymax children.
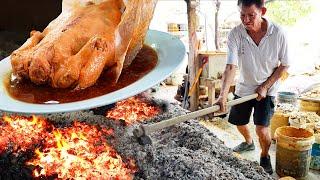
<box><xmin>119</xmin><ymin>119</ymin><xmax>127</xmax><ymax>126</ymax></box>
<box><xmin>91</xmin><ymin>103</ymin><xmax>116</xmax><ymax>115</ymax></box>
<box><xmin>149</xmin><ymin>98</ymin><xmax>170</xmax><ymax>113</ymax></box>
<box><xmin>0</xmin><ymin>150</ymin><xmax>33</xmax><ymax>180</ymax></box>
<box><xmin>0</xmin><ymin>101</ymin><xmax>273</xmax><ymax>179</ymax></box>
<box><xmin>106</xmin><ymin>95</ymin><xmax>161</xmax><ymax>125</ymax></box>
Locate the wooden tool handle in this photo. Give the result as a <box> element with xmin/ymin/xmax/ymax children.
<box><xmin>133</xmin><ymin>93</ymin><xmax>258</xmax><ymax>137</ymax></box>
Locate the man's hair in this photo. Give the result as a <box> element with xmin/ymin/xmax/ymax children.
<box><xmin>237</xmin><ymin>0</ymin><xmax>265</xmax><ymax>8</ymax></box>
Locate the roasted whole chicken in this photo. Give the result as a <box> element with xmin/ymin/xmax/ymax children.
<box><xmin>11</xmin><ymin>0</ymin><xmax>157</xmax><ymax>89</ymax></box>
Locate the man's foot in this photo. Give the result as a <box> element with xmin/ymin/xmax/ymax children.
<box><xmin>232</xmin><ymin>142</ymin><xmax>255</xmax><ymax>152</ymax></box>
<box><xmin>260</xmin><ymin>155</ymin><xmax>273</xmax><ymax>175</ymax></box>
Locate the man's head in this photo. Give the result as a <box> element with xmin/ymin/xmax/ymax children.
<box><xmin>237</xmin><ymin>0</ymin><xmax>266</xmax><ymax>32</ymax></box>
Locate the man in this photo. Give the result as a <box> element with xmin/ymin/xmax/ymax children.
<box><xmin>216</xmin><ymin>0</ymin><xmax>290</xmax><ymax>175</ymax></box>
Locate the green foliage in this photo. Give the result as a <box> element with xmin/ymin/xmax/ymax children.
<box><xmin>266</xmin><ymin>0</ymin><xmax>313</xmax><ymax>26</ymax></box>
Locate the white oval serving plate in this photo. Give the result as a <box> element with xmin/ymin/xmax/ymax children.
<box><xmin>0</xmin><ymin>30</ymin><xmax>185</xmax><ymax>114</ymax></box>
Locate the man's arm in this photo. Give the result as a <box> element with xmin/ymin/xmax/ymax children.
<box><xmin>256</xmin><ymin>64</ymin><xmax>289</xmax><ymax>101</ymax></box>
<box><xmin>216</xmin><ymin>64</ymin><xmax>237</xmax><ymax>112</ymax></box>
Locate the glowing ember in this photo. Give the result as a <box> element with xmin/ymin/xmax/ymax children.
<box><xmin>27</xmin><ymin>122</ymin><xmax>136</xmax><ymax>179</ymax></box>
<box><xmin>0</xmin><ymin>115</ymin><xmax>49</xmax><ymax>153</ymax></box>
<box><xmin>0</xmin><ymin>115</ymin><xmax>137</xmax><ymax>179</ymax></box>
<box><xmin>106</xmin><ymin>96</ymin><xmax>160</xmax><ymax>124</ymax></box>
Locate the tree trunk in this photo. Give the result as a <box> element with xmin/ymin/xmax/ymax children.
<box><xmin>214</xmin><ymin>0</ymin><xmax>221</xmax><ymax>51</ymax></box>
<box><xmin>186</xmin><ymin>0</ymin><xmax>200</xmax><ymax>111</ymax></box>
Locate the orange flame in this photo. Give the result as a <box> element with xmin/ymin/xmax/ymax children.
<box><xmin>0</xmin><ymin>115</ymin><xmax>49</xmax><ymax>153</ymax></box>
<box><xmin>0</xmin><ymin>116</ymin><xmax>137</xmax><ymax>179</ymax></box>
<box><xmin>27</xmin><ymin>122</ymin><xmax>136</xmax><ymax>179</ymax></box>
<box><xmin>106</xmin><ymin>96</ymin><xmax>160</xmax><ymax>125</ymax></box>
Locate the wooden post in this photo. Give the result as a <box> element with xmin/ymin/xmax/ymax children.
<box><xmin>214</xmin><ymin>0</ymin><xmax>221</xmax><ymax>51</ymax></box>
<box><xmin>186</xmin><ymin>0</ymin><xmax>200</xmax><ymax>111</ymax></box>
<box><xmin>206</xmin><ymin>79</ymin><xmax>216</xmax><ymax>106</ymax></box>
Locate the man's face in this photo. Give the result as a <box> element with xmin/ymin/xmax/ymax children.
<box><xmin>239</xmin><ymin>4</ymin><xmax>265</xmax><ymax>31</ymax></box>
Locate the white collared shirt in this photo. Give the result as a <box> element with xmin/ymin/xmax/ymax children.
<box><xmin>227</xmin><ymin>18</ymin><xmax>290</xmax><ymax>97</ymax></box>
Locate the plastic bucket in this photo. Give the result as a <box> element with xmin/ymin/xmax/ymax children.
<box><xmin>275</xmin><ymin>126</ymin><xmax>315</xmax><ymax>178</ymax></box>
<box><xmin>310</xmin><ymin>133</ymin><xmax>320</xmax><ymax>170</ymax></box>
<box><xmin>310</xmin><ymin>142</ymin><xmax>320</xmax><ymax>170</ymax></box>
<box><xmin>270</xmin><ymin>112</ymin><xmax>289</xmax><ymax>140</ymax></box>
<box><xmin>299</xmin><ymin>100</ymin><xmax>320</xmax><ymax>115</ymax></box>
<box><xmin>277</xmin><ymin>92</ymin><xmax>297</xmax><ymax>105</ymax></box>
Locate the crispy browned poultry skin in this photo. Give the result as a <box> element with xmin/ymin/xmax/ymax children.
<box><xmin>11</xmin><ymin>0</ymin><xmax>157</xmax><ymax>89</ymax></box>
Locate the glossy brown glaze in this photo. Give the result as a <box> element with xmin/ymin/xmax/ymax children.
<box><xmin>5</xmin><ymin>45</ymin><xmax>157</xmax><ymax>104</ymax></box>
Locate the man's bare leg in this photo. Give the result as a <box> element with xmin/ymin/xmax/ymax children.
<box><xmin>255</xmin><ymin>125</ymin><xmax>271</xmax><ymax>157</ymax></box>
<box><xmin>237</xmin><ymin>125</ymin><xmax>253</xmax><ymax>144</ymax></box>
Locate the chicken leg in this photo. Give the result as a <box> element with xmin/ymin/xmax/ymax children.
<box><xmin>11</xmin><ymin>31</ymin><xmax>44</xmax><ymax>79</ymax></box>
<box><xmin>52</xmin><ymin>35</ymin><xmax>115</xmax><ymax>89</ymax></box>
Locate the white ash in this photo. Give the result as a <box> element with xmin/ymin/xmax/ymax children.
<box><xmin>289</xmin><ymin>111</ymin><xmax>320</xmax><ymax>124</ymax></box>
<box><xmin>275</xmin><ymin>103</ymin><xmax>297</xmax><ymax>114</ymax></box>
<box><xmin>301</xmin><ymin>86</ymin><xmax>320</xmax><ymax>99</ymax></box>
<box><xmin>0</xmin><ymin>103</ymin><xmax>272</xmax><ymax>180</ymax></box>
